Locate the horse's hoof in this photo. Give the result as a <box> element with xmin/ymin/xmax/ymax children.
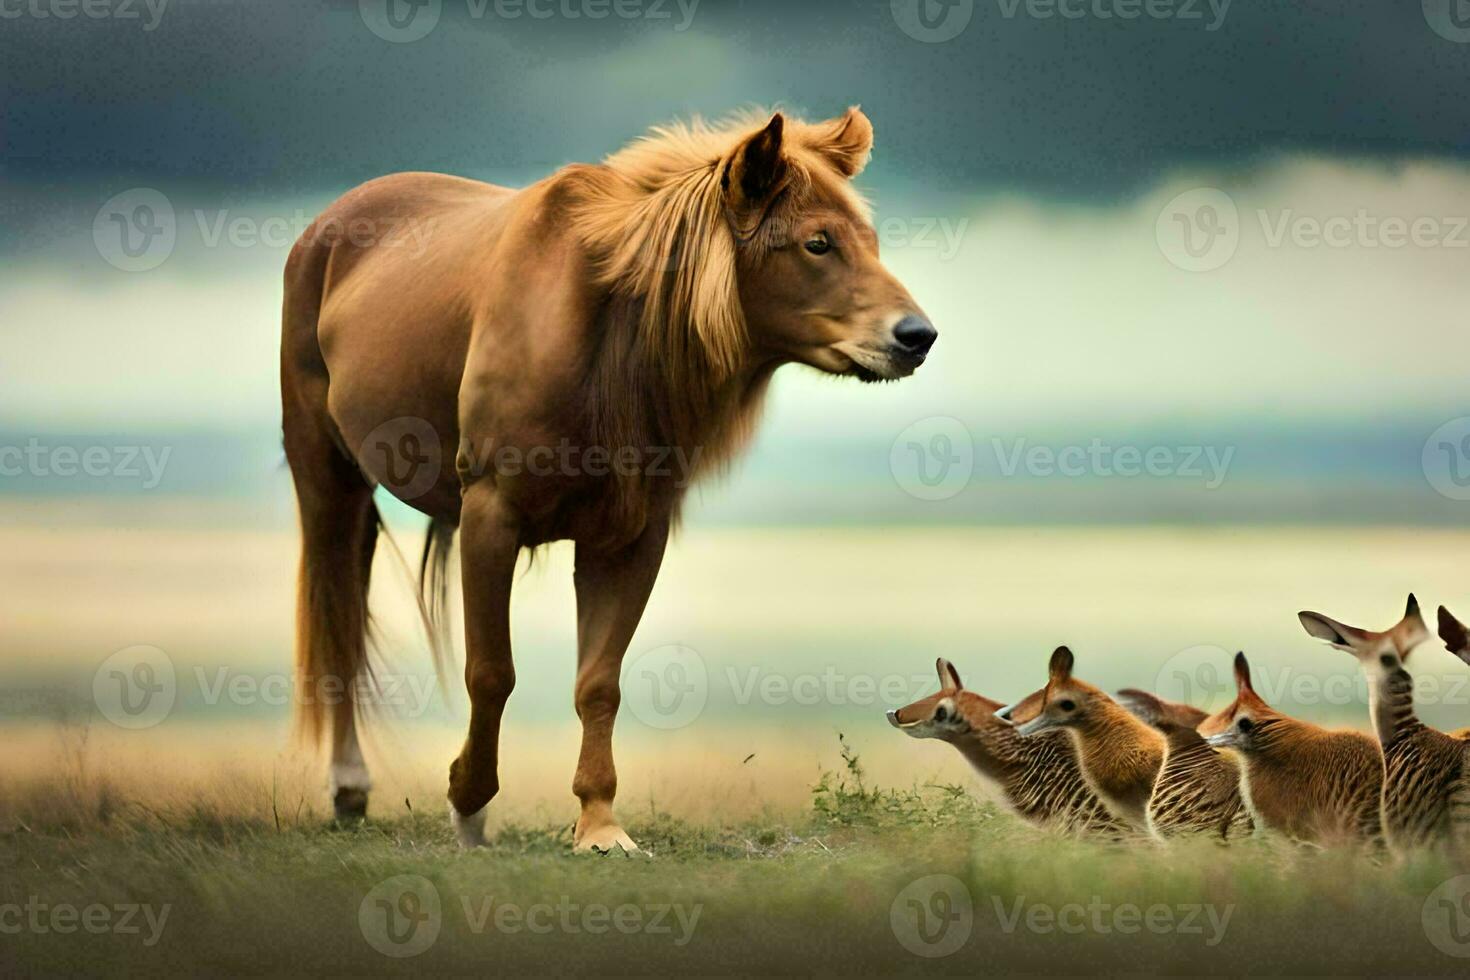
<box><xmin>573</xmin><ymin>824</ymin><xmax>643</xmax><ymax>856</ymax></box>
<box><xmin>449</xmin><ymin>803</ymin><xmax>488</xmax><ymax>848</ymax></box>
<box><xmin>332</xmin><ymin>787</ymin><xmax>369</xmax><ymax>824</ymax></box>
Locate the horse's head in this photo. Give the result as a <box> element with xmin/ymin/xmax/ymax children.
<box><xmin>725</xmin><ymin>109</ymin><xmax>937</xmax><ymax>383</ymax></box>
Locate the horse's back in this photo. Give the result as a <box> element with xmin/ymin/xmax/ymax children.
<box><xmin>282</xmin><ymin>172</ymin><xmax>520</xmax><ymax>521</ymax></box>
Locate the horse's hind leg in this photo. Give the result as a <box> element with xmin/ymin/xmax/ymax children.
<box><xmin>282</xmin><ymin>338</ymin><xmax>379</xmax><ymax>822</ymax></box>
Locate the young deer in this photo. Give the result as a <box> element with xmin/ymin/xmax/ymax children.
<box><xmin>888</xmin><ymin>659</ymin><xmax>1128</xmax><ymax>836</ymax></box>
<box><xmin>1012</xmin><ymin>647</ymin><xmax>1165</xmax><ymax>831</ymax></box>
<box><xmin>1297</xmin><ymin>595</ymin><xmax>1470</xmax><ymax>852</ymax></box>
<box><xmin>1115</xmin><ymin>689</ymin><xmax>1254</xmax><ymax>841</ymax></box>
<box><xmin>1199</xmin><ymin>652</ymin><xmax>1382</xmax><ymax>847</ymax></box>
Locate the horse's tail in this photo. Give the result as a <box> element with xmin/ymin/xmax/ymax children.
<box><xmin>293</xmin><ymin>510</ymin><xmax>457</xmax><ymax>744</ymax></box>
<box><xmin>418</xmin><ymin>516</ymin><xmax>458</xmax><ymax>690</ymax></box>
<box><xmin>289</xmin><ymin>482</ymin><xmax>380</xmax><ymax>748</ymax></box>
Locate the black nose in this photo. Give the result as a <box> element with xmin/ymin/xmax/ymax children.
<box><xmin>892</xmin><ymin>315</ymin><xmax>938</xmax><ymax>356</ymax></box>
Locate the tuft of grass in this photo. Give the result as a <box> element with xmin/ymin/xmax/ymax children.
<box><xmin>811</xmin><ymin>733</ymin><xmax>993</xmax><ymax>832</ymax></box>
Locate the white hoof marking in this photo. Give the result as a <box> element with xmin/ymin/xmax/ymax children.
<box><xmin>449</xmin><ymin>803</ymin><xmax>488</xmax><ymax>848</ymax></box>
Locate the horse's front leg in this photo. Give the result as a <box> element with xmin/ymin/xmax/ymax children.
<box><xmin>570</xmin><ymin>519</ymin><xmax>670</xmax><ymax>853</ymax></box>
<box><xmin>447</xmin><ymin>483</ymin><xmax>521</xmax><ymax>847</ymax></box>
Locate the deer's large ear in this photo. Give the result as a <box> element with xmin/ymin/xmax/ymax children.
<box><xmin>936</xmin><ymin>658</ymin><xmax>964</xmax><ymax>692</ymax></box>
<box><xmin>1233</xmin><ymin>652</ymin><xmax>1254</xmax><ymax>693</ymax></box>
<box><xmin>1048</xmin><ymin>646</ymin><xmax>1074</xmax><ymax>683</ymax></box>
<box><xmin>724</xmin><ymin>113</ymin><xmax>788</xmax><ymax>238</ymax></box>
<box><xmin>1297</xmin><ymin>610</ymin><xmax>1369</xmax><ymax>650</ymax></box>
<box><xmin>812</xmin><ymin>106</ymin><xmax>873</xmax><ymax>177</ymax></box>
<box><xmin>1440</xmin><ymin>606</ymin><xmax>1470</xmax><ymax>663</ymax></box>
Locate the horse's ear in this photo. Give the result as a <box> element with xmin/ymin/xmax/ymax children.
<box><xmin>724</xmin><ymin>113</ymin><xmax>788</xmax><ymax>236</ymax></box>
<box><xmin>1048</xmin><ymin>646</ymin><xmax>1074</xmax><ymax>683</ymax></box>
<box><xmin>812</xmin><ymin>106</ymin><xmax>873</xmax><ymax>177</ymax></box>
<box><xmin>936</xmin><ymin>657</ymin><xmax>963</xmax><ymax>692</ymax></box>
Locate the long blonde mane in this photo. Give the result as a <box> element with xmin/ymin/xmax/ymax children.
<box><xmin>569</xmin><ymin>109</ymin><xmax>871</xmax><ymax>384</ymax></box>
<box><xmin>562</xmin><ymin>109</ymin><xmax>872</xmax><ymax>539</ymax></box>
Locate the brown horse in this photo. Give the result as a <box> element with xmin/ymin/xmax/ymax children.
<box><xmin>280</xmin><ymin>107</ymin><xmax>937</xmax><ymax>852</ymax></box>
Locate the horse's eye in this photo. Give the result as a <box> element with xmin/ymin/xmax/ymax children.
<box><xmin>804</xmin><ymin>233</ymin><xmax>831</xmax><ymax>255</ymax></box>
<box><xmin>1059</xmin><ymin>699</ymin><xmax>1076</xmax><ymax>712</ymax></box>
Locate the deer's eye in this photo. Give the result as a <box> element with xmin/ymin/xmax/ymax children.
<box><xmin>1379</xmin><ymin>654</ymin><xmax>1397</xmax><ymax>668</ymax></box>
<box><xmin>934</xmin><ymin>705</ymin><xmax>948</xmax><ymax>722</ymax></box>
<box><xmin>1238</xmin><ymin>718</ymin><xmax>1255</xmax><ymax>733</ymax></box>
<box><xmin>1058</xmin><ymin>699</ymin><xmax>1076</xmax><ymax>712</ymax></box>
<box><xmin>804</xmin><ymin>232</ymin><xmax>831</xmax><ymax>255</ymax></box>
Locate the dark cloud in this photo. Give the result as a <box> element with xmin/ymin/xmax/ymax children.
<box><xmin>2</xmin><ymin>0</ymin><xmax>1468</xmax><ymax>203</ymax></box>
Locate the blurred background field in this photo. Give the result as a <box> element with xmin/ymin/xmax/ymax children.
<box><xmin>5</xmin><ymin>514</ymin><xmax>1470</xmax><ymax>817</ymax></box>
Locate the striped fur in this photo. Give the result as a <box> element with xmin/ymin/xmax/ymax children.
<box><xmin>1147</xmin><ymin>726</ymin><xmax>1254</xmax><ymax>840</ymax></box>
<box><xmin>1117</xmin><ymin>690</ymin><xmax>1254</xmax><ymax>841</ymax></box>
<box><xmin>890</xmin><ymin>661</ymin><xmax>1130</xmax><ymax>837</ymax></box>
<box><xmin>1374</xmin><ymin>667</ymin><xmax>1470</xmax><ymax>853</ymax></box>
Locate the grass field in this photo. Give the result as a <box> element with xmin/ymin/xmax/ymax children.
<box><xmin>4</xmin><ymin>730</ymin><xmax>1470</xmax><ymax>976</ymax></box>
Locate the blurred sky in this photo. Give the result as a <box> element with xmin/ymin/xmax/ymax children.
<box><xmin>3</xmin><ymin>1</ymin><xmax>1469</xmax><ymax>524</ymax></box>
